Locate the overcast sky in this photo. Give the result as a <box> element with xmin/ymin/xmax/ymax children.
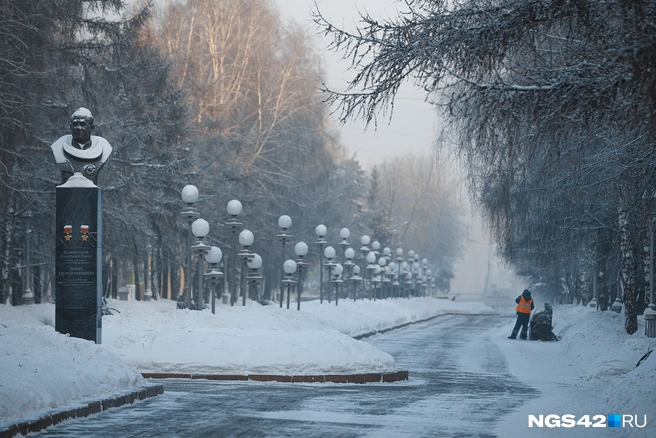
<box><xmin>274</xmin><ymin>0</ymin><xmax>439</xmax><ymax>168</ymax></box>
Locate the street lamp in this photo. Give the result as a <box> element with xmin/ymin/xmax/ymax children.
<box><xmin>315</xmin><ymin>224</ymin><xmax>328</xmax><ymax>303</ymax></box>
<box><xmin>413</xmin><ymin>253</ymin><xmax>420</xmax><ymax>294</ymax></box>
<box><xmin>405</xmin><ymin>271</ymin><xmax>413</xmax><ymax>298</ymax></box>
<box><xmin>383</xmin><ymin>247</ymin><xmax>391</xmax><ymax>259</ymax></box>
<box><xmin>371</xmin><ymin>240</ymin><xmax>381</xmax><ymax>257</ymax></box>
<box><xmin>407</xmin><ymin>251</ymin><xmax>416</xmax><ymax>296</ymax></box>
<box><xmin>351</xmin><ymin>265</ymin><xmax>362</xmax><ymax>301</ymax></box>
<box><xmin>324</xmin><ymin>245</ymin><xmax>337</xmax><ymax>303</ymax></box>
<box><xmin>332</xmin><ymin>263</ymin><xmax>343</xmax><ymax>306</ymax></box>
<box><xmin>344</xmin><ymin>247</ymin><xmax>355</xmax><ymax>301</ymax></box>
<box><xmin>395</xmin><ymin>248</ymin><xmax>404</xmax><ymax>299</ymax></box>
<box><xmin>238</xmin><ymin>229</ymin><xmax>255</xmax><ymax>306</ymax></box>
<box><xmin>282</xmin><ymin>259</ymin><xmax>297</xmax><ymax>309</ymax></box>
<box><xmin>278</xmin><ymin>215</ymin><xmax>292</xmax><ymax>308</ymax></box>
<box><xmin>425</xmin><ymin>269</ymin><xmax>432</xmax><ymax>297</ymax></box>
<box><xmin>204</xmin><ymin>246</ymin><xmax>224</xmax><ymax>314</ymax></box>
<box><xmin>371</xmin><ymin>265</ymin><xmax>382</xmax><ymax>301</ymax></box>
<box><xmin>388</xmin><ymin>261</ymin><xmax>396</xmax><ymax>296</ymax></box>
<box><xmin>225</xmin><ymin>199</ymin><xmax>243</xmax><ymax>306</ymax></box>
<box><xmin>247</xmin><ymin>253</ymin><xmax>263</xmax><ymax>304</ymax></box>
<box><xmin>383</xmin><ymin>266</ymin><xmax>393</xmax><ymax>299</ymax></box>
<box><xmin>366</xmin><ymin>251</ymin><xmax>377</xmax><ymax>300</ymax></box>
<box><xmin>180</xmin><ymin>185</ymin><xmax>200</xmax><ymax>309</ymax></box>
<box><xmin>360</xmin><ymin>235</ymin><xmax>371</xmax><ymax>259</ymax></box>
<box><xmin>295</xmin><ymin>241</ymin><xmax>309</xmax><ymax>311</ymax></box>
<box><xmin>339</xmin><ymin>228</ymin><xmax>350</xmax><ymax>264</ymax></box>
<box><xmin>191</xmin><ymin>218</ymin><xmax>210</xmax><ymax>310</ymax></box>
<box><xmin>377</xmin><ymin>256</ymin><xmax>387</xmax><ymax>300</ymax></box>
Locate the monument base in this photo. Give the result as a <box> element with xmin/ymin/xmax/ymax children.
<box><xmin>55</xmin><ymin>178</ymin><xmax>102</xmax><ymax>344</ymax></box>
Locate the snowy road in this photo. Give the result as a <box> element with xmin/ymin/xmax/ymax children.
<box><xmin>34</xmin><ymin>314</ymin><xmax>536</xmax><ymax>437</ymax></box>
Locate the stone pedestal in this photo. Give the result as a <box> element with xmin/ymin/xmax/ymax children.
<box><xmin>55</xmin><ymin>181</ymin><xmax>102</xmax><ymax>344</ymax></box>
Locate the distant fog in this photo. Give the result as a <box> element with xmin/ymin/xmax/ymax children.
<box><xmin>450</xmin><ymin>212</ymin><xmax>527</xmax><ymax>299</ymax></box>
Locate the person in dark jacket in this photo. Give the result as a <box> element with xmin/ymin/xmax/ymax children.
<box><xmin>508</xmin><ymin>289</ymin><xmax>535</xmax><ymax>339</ymax></box>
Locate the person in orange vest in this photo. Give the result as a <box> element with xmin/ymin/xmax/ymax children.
<box><xmin>508</xmin><ymin>289</ymin><xmax>534</xmax><ymax>339</ymax></box>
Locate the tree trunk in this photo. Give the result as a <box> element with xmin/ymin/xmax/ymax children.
<box><xmin>619</xmin><ymin>202</ymin><xmax>638</xmax><ymax>334</ymax></box>
<box><xmin>133</xmin><ymin>244</ymin><xmax>141</xmax><ymax>301</ymax></box>
<box><xmin>163</xmin><ymin>261</ymin><xmax>170</xmax><ymax>300</ymax></box>
<box><xmin>1</xmin><ymin>197</ymin><xmax>16</xmax><ymax>304</ymax></box>
<box><xmin>33</xmin><ymin>264</ymin><xmax>41</xmax><ymax>304</ymax></box>
<box><xmin>144</xmin><ymin>248</ymin><xmax>149</xmax><ymax>293</ymax></box>
<box><xmin>172</xmin><ymin>265</ymin><xmax>181</xmax><ymax>300</ymax></box>
<box><xmin>111</xmin><ymin>259</ymin><xmax>118</xmax><ymax>299</ymax></box>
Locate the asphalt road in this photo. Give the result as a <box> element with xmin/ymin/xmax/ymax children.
<box><xmin>34</xmin><ymin>314</ymin><xmax>536</xmax><ymax>437</ymax></box>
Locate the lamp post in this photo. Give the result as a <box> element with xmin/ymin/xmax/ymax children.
<box><xmin>377</xmin><ymin>256</ymin><xmax>387</xmax><ymax>300</ymax></box>
<box><xmin>426</xmin><ymin>269</ymin><xmax>432</xmax><ymax>297</ymax></box>
<box><xmin>366</xmin><ymin>251</ymin><xmax>376</xmax><ymax>300</ymax></box>
<box><xmin>282</xmin><ymin>259</ymin><xmax>297</xmax><ymax>309</ymax></box>
<box><xmin>405</xmin><ymin>271</ymin><xmax>413</xmax><ymax>298</ymax></box>
<box><xmin>238</xmin><ymin>229</ymin><xmax>255</xmax><ymax>306</ymax></box>
<box><xmin>191</xmin><ymin>218</ymin><xmax>210</xmax><ymax>310</ymax></box>
<box><xmin>351</xmin><ymin>265</ymin><xmax>362</xmax><ymax>301</ymax></box>
<box><xmin>294</xmin><ymin>241</ymin><xmax>309</xmax><ymax>311</ymax></box>
<box><xmin>388</xmin><ymin>262</ymin><xmax>397</xmax><ymax>298</ymax></box>
<box><xmin>225</xmin><ymin>199</ymin><xmax>243</xmax><ymax>306</ymax></box>
<box><xmin>204</xmin><ymin>246</ymin><xmax>224</xmax><ymax>314</ymax></box>
<box><xmin>371</xmin><ymin>240</ymin><xmax>381</xmax><ymax>258</ymax></box>
<box><xmin>395</xmin><ymin>248</ymin><xmax>403</xmax><ymax>299</ymax></box>
<box><xmin>247</xmin><ymin>253</ymin><xmax>263</xmax><ymax>304</ymax></box>
<box><xmin>180</xmin><ymin>185</ymin><xmax>200</xmax><ymax>310</ymax></box>
<box><xmin>371</xmin><ymin>265</ymin><xmax>382</xmax><ymax>301</ymax></box>
<box><xmin>332</xmin><ymin>263</ymin><xmax>344</xmax><ymax>306</ymax></box>
<box><xmin>278</xmin><ymin>215</ymin><xmax>292</xmax><ymax>308</ymax></box>
<box><xmin>360</xmin><ymin>235</ymin><xmax>371</xmax><ymax>259</ymax></box>
<box><xmin>407</xmin><ymin>251</ymin><xmax>416</xmax><ymax>296</ymax></box>
<box><xmin>384</xmin><ymin>266</ymin><xmax>395</xmax><ymax>299</ymax></box>
<box><xmin>344</xmin><ymin>247</ymin><xmax>355</xmax><ymax>301</ymax></box>
<box><xmin>339</xmin><ymin>228</ymin><xmax>350</xmax><ymax>264</ymax></box>
<box><xmin>324</xmin><ymin>246</ymin><xmax>337</xmax><ymax>303</ymax></box>
<box><xmin>315</xmin><ymin>224</ymin><xmax>327</xmax><ymax>303</ymax></box>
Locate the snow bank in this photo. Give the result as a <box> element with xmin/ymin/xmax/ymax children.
<box><xmin>101</xmin><ymin>297</ymin><xmax>492</xmax><ymax>375</ymax></box>
<box><xmin>0</xmin><ymin>305</ymin><xmax>144</xmax><ymax>424</ymax></box>
<box><xmin>493</xmin><ymin>304</ymin><xmax>656</xmax><ymax>437</ymax></box>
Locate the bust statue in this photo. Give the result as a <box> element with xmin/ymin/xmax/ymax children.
<box><xmin>51</xmin><ymin>108</ymin><xmax>112</xmax><ymax>184</ymax></box>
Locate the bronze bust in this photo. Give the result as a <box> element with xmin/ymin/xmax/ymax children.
<box><xmin>51</xmin><ymin>108</ymin><xmax>112</xmax><ymax>184</ymax></box>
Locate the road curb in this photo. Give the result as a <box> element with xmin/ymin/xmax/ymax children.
<box><xmin>353</xmin><ymin>312</ymin><xmax>457</xmax><ymax>339</ymax></box>
<box><xmin>141</xmin><ymin>370</ymin><xmax>409</xmax><ymax>384</ymax></box>
<box><xmin>0</xmin><ymin>384</ymin><xmax>164</xmax><ymax>438</ymax></box>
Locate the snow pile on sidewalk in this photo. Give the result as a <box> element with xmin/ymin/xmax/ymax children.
<box><xmin>493</xmin><ymin>305</ymin><xmax>655</xmax><ymax>437</ymax></box>
<box><xmin>101</xmin><ymin>297</ymin><xmax>492</xmax><ymax>375</ymax></box>
<box><xmin>0</xmin><ymin>304</ymin><xmax>144</xmax><ymax>426</ymax></box>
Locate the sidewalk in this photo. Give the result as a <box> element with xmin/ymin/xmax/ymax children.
<box><xmin>492</xmin><ymin>305</ymin><xmax>655</xmax><ymax>437</ymax></box>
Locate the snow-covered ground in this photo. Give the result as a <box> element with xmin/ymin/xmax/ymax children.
<box><xmin>100</xmin><ymin>297</ymin><xmax>492</xmax><ymax>375</ymax></box>
<box><xmin>0</xmin><ymin>297</ymin><xmax>491</xmax><ymax>426</ymax></box>
<box><xmin>1</xmin><ymin>297</ymin><xmax>654</xmax><ymax>436</ymax></box>
<box><xmin>493</xmin><ymin>305</ymin><xmax>655</xmax><ymax>437</ymax></box>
